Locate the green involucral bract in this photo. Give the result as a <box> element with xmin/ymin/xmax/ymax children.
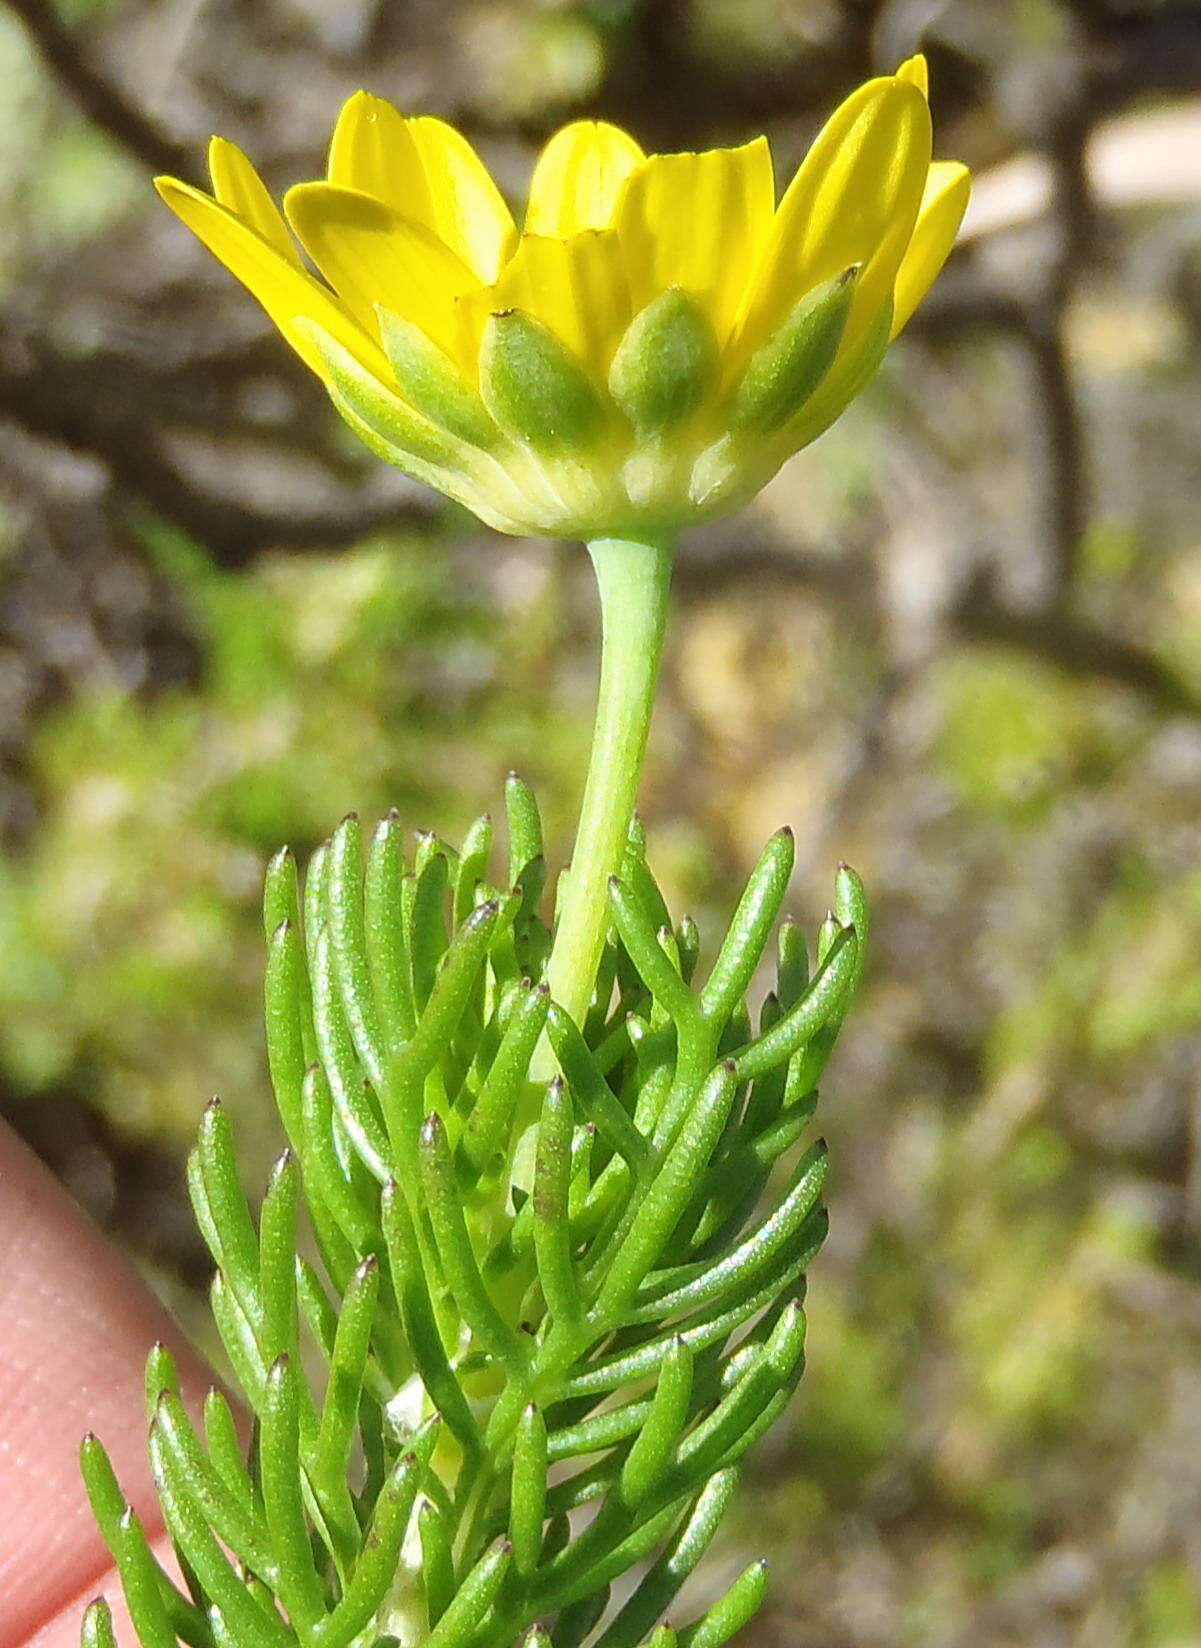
<box><xmin>81</xmin><ymin>784</ymin><xmax>866</xmax><ymax>1648</ymax></box>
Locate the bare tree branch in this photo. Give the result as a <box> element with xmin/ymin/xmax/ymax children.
<box><xmin>677</xmin><ymin>536</ymin><xmax>1200</xmax><ymax>720</ymax></box>
<box><xmin>2</xmin><ymin>0</ymin><xmax>200</xmax><ymax>182</ymax></box>
<box><xmin>0</xmin><ymin>335</ymin><xmax>438</xmax><ymax>560</ymax></box>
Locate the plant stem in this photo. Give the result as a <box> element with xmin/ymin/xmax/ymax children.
<box><xmin>544</xmin><ymin>534</ymin><xmax>674</xmax><ymax>1033</ymax></box>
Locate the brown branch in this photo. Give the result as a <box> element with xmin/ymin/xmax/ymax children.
<box><xmin>0</xmin><ymin>335</ymin><xmax>438</xmax><ymax>561</ymax></box>
<box><xmin>2</xmin><ymin>0</ymin><xmax>200</xmax><ymax>182</ymax></box>
<box><xmin>951</xmin><ymin>577</ymin><xmax>1198</xmax><ymax>715</ymax></box>
<box><xmin>677</xmin><ymin>534</ymin><xmax>1201</xmax><ymax>721</ymax></box>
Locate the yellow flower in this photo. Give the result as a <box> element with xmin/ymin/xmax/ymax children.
<box><xmin>157</xmin><ymin>59</ymin><xmax>969</xmax><ymax>539</ymax></box>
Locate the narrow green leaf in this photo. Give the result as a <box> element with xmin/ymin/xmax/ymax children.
<box><xmin>144</xmin><ymin>1341</ymin><xmax>179</xmax><ymax>1421</ymax></box>
<box><xmin>195</xmin><ymin>1100</ymin><xmax>263</xmax><ymax>1335</ymax></box>
<box><xmin>380</xmin><ymin>1182</ymin><xmax>481</xmax><ymax>1454</ymax></box>
<box><xmin>326</xmin><ymin>813</ymin><xmax>385</xmax><ymax>1088</ymax></box>
<box><xmin>405</xmin><ymin>899</ymin><xmax>501</xmax><ymax>1072</ymax></box>
<box><xmin>261</xmin><ymin>1354</ymin><xmax>326</xmax><ymax>1633</ymax></box>
<box><xmin>562</xmin><ymin>1243</ymin><xmax>813</xmax><ymax>1400</ymax></box>
<box><xmin>311</xmin><ymin>926</ymin><xmax>391</xmax><ymax>1181</ymax></box>
<box><xmin>455</xmin><ymin>811</ymin><xmax>494</xmax><ymax>927</ymax></box>
<box><xmin>555</xmin><ymin>1584</ymin><xmax>611</xmax><ymax>1648</ymax></box>
<box><xmin>264</xmin><ymin>845</ymin><xmax>300</xmax><ymax>940</ymax></box>
<box><xmin>620</xmin><ymin>814</ymin><xmax>671</xmax><ymax>931</ymax></box>
<box><xmin>665</xmin><ymin>1304</ymin><xmax>805</xmax><ymax>1494</ymax></box>
<box><xmin>424</xmin><ymin>1539</ymin><xmax>512</xmax><ymax>1648</ymax></box>
<box><xmin>420</xmin><ymin>1112</ymin><xmax>527</xmax><ymax>1371</ymax></box>
<box><xmin>741</xmin><ymin>1090</ymin><xmax>819</xmax><ymax>1173</ymax></box>
<box><xmin>834</xmin><ymin>861</ymin><xmax>868</xmax><ymax>993</ymax></box>
<box><xmin>699</xmin><ymin>828</ymin><xmax>794</xmax><ymax>1027</ymax></box>
<box><xmin>740</xmin><ymin>993</ymin><xmax>786</xmax><ymax>1136</ymax></box>
<box><xmin>264</xmin><ymin>918</ymin><xmax>310</xmax><ymax>1150</ymax></box>
<box><xmin>609</xmin><ymin>876</ymin><xmax>696</xmax><ymax>1026</ymax></box>
<box><xmin>203</xmin><ymin>1387</ymin><xmax>256</xmax><ymax>1514</ymax></box>
<box><xmin>210</xmin><ymin>1270</ymin><xmax>266</xmax><ymax>1410</ymax></box>
<box><xmin>365</xmin><ymin>810</ymin><xmax>417</xmax><ymax>1045</ymax></box>
<box><xmin>676</xmin><ymin>915</ymin><xmax>700</xmax><ymax>984</ymax></box>
<box><xmin>382</xmin><ymin>898</ymin><xmax>502</xmax><ymax>1182</ymax></box>
<box><xmin>419</xmin><ymin>1497</ymin><xmax>456</xmax><ymax>1628</ymax></box>
<box><xmin>304</xmin><ymin>840</ymin><xmax>331</xmax><ymax>968</ymax></box>
<box><xmin>544</xmin><ymin>1002</ymin><xmax>651</xmax><ymax>1174</ymax></box>
<box><xmin>153</xmin><ymin>1390</ymin><xmax>274</xmax><ymax>1580</ymax></box>
<box><xmin>259</xmin><ymin>1150</ymin><xmax>300</xmax><ymax>1366</ymax></box>
<box><xmin>79</xmin><ymin>1432</ymin><xmax>125</xmax><ymax>1544</ymax></box>
<box><xmin>677</xmin><ymin>1560</ymin><xmax>767</xmax><ymax>1648</ymax></box>
<box><xmin>620</xmin><ymin>1336</ymin><xmax>693</xmax><ymax>1507</ymax></box>
<box><xmin>313</xmin><ymin>1447</ymin><xmax>427</xmax><ymax>1648</ymax></box>
<box><xmin>776</xmin><ymin>916</ymin><xmax>808</xmax><ymax>1005</ymax></box>
<box><xmin>81</xmin><ymin>1600</ymin><xmax>117</xmax><ymax>1648</ymax></box>
<box><xmin>300</xmin><ymin>1063</ymin><xmax>377</xmax><ymax>1250</ymax></box>
<box><xmin>505</xmin><ymin>772</ymin><xmax>543</xmax><ymax>883</ymax></box>
<box><xmin>407</xmin><ymin>850</ymin><xmax>449</xmax><ymax>1011</ymax></box>
<box><xmin>510</xmin><ymin>1402</ymin><xmax>548</xmax><ymax>1583</ymax></box>
<box><xmin>111</xmin><ymin>1509</ymin><xmax>178</xmax><ymax>1648</ymax></box>
<box><xmin>632</xmin><ymin>1141</ymin><xmax>828</xmax><ymax>1322</ymax></box>
<box><xmin>521</xmin><ymin>1498</ymin><xmax>682</xmax><ymax>1627</ymax></box>
<box><xmin>295</xmin><ymin>1259</ymin><xmax>338</xmax><ymax>1366</ymax></box>
<box><xmin>533</xmin><ymin>1079</ymin><xmax>582</xmax><ymax>1328</ymax></box>
<box><xmin>547</xmin><ymin>1395</ymin><xmax>653</xmax><ymax>1464</ymax></box>
<box><xmin>416</xmin><ymin>828</ymin><xmax>456</xmax><ymax>875</ymax></box>
<box><xmin>81</xmin><ymin>1439</ymin><xmax>212</xmax><ymax>1648</ymax></box>
<box><xmin>315</xmin><ymin>1255</ymin><xmax>379</xmax><ymax>1483</ymax></box>
<box><xmin>730</xmin><ymin>926</ymin><xmax>858</xmax><ymax>1080</ymax></box>
<box><xmin>592</xmin><ymin>1062</ymin><xmax>739</xmax><ymax>1329</ymax></box>
<box><xmin>597</xmin><ymin>1469</ymin><xmax>738</xmax><ymax>1648</ymax></box>
<box><xmin>462</xmin><ymin>980</ymin><xmax>550</xmax><ymax>1174</ymax></box>
<box><xmin>816</xmin><ymin>910</ymin><xmax>841</xmax><ymax>964</ymax></box>
<box><xmin>149</xmin><ymin>1425</ymin><xmax>293</xmax><ymax>1648</ymax></box>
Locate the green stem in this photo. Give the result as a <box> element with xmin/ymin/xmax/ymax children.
<box><xmin>545</xmin><ymin>534</ymin><xmax>674</xmax><ymax>1033</ymax></box>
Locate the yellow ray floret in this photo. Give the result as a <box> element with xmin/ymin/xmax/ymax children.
<box><xmin>156</xmin><ymin>59</ymin><xmax>969</xmax><ymax>538</ymax></box>
<box><xmin>615</xmin><ymin>138</ymin><xmax>775</xmax><ymax>348</ymax></box>
<box><xmin>525</xmin><ymin>121</ymin><xmax>645</xmax><ymax>237</ymax></box>
<box><xmin>891</xmin><ymin>160</ymin><xmax>971</xmax><ymax>336</ymax></box>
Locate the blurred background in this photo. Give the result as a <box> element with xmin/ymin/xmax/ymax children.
<box><xmin>2</xmin><ymin>0</ymin><xmax>1201</xmax><ymax>1642</ymax></box>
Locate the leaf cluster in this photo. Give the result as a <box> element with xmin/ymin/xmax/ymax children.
<box><xmin>82</xmin><ymin>778</ymin><xmax>865</xmax><ymax>1648</ymax></box>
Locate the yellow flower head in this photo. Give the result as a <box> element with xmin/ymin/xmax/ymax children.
<box><xmin>157</xmin><ymin>59</ymin><xmax>968</xmax><ymax>539</ymax></box>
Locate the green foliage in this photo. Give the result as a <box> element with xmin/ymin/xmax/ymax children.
<box><xmin>0</xmin><ymin>534</ymin><xmax>581</xmax><ymax>1145</ymax></box>
<box><xmin>82</xmin><ymin>789</ymin><xmax>864</xmax><ymax>1648</ymax></box>
<box><xmin>934</xmin><ymin>650</ymin><xmax>1103</xmax><ymax>820</ymax></box>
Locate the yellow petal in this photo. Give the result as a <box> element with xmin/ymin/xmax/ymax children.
<box><xmin>896</xmin><ymin>53</ymin><xmax>929</xmax><ymax>97</ymax></box>
<box><xmin>490</xmin><ymin>230</ymin><xmax>632</xmax><ymax>375</ymax></box>
<box><xmin>739</xmin><ymin>77</ymin><xmax>931</xmax><ymax>351</ymax></box>
<box><xmin>525</xmin><ymin>121</ymin><xmax>645</xmax><ymax>237</ymax></box>
<box><xmin>406</xmin><ymin>117</ymin><xmax>517</xmax><ymax>282</ymax></box>
<box><xmin>329</xmin><ymin>99</ymin><xmax>517</xmax><ymax>283</ymax></box>
<box><xmin>891</xmin><ymin>160</ymin><xmax>970</xmax><ymax>335</ymax></box>
<box><xmin>207</xmin><ymin>138</ymin><xmax>302</xmax><ymax>268</ymax></box>
<box><xmin>284</xmin><ymin>183</ymin><xmax>482</xmax><ymax>366</ymax></box>
<box><xmin>155</xmin><ymin>176</ymin><xmax>389</xmax><ymax>382</ymax></box>
<box><xmin>614</xmin><ymin>138</ymin><xmax>774</xmax><ymax>345</ymax></box>
<box><xmin>327</xmin><ymin>91</ymin><xmax>434</xmax><ymax>224</ymax></box>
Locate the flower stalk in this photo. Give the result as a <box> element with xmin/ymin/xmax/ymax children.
<box><xmin>545</xmin><ymin>534</ymin><xmax>673</xmax><ymax>1034</ymax></box>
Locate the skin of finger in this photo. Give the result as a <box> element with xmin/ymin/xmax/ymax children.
<box><xmin>0</xmin><ymin>1121</ymin><xmax>211</xmax><ymax>1648</ymax></box>
<box><xmin>23</xmin><ymin>1533</ymin><xmax>180</xmax><ymax>1648</ymax></box>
